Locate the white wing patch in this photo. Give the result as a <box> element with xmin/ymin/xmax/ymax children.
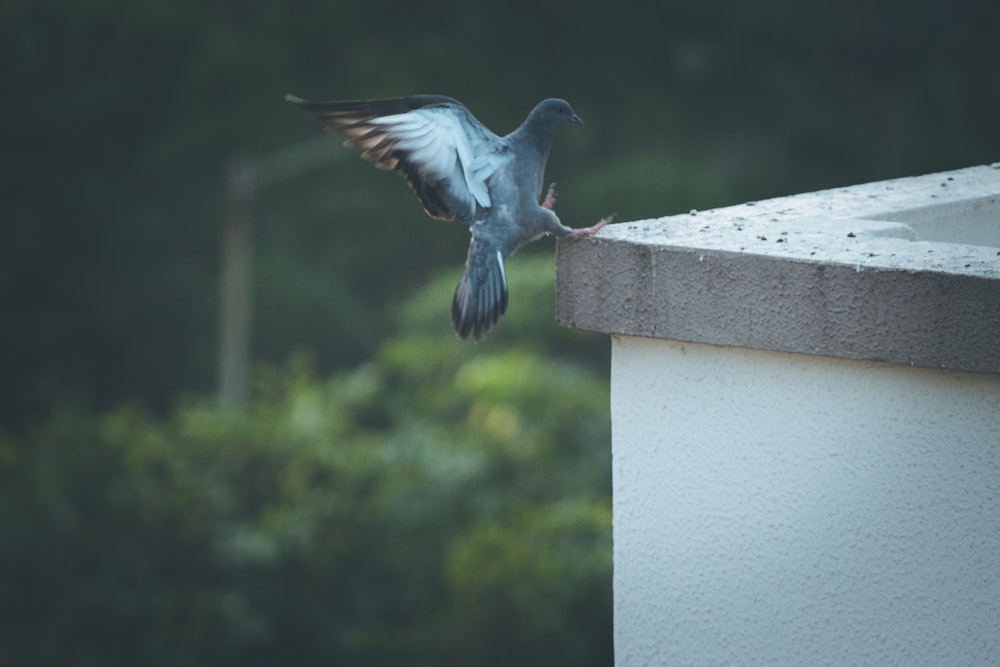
<box><xmin>367</xmin><ymin>107</ymin><xmax>498</xmax><ymax>214</ymax></box>
<box><xmin>495</xmin><ymin>250</ymin><xmax>508</xmax><ymax>292</ymax></box>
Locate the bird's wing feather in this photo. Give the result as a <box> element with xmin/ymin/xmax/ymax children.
<box><xmin>287</xmin><ymin>94</ymin><xmax>506</xmax><ymax>221</ymax></box>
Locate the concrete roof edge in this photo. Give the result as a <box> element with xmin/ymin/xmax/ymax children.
<box><xmin>556</xmin><ymin>164</ymin><xmax>1000</xmax><ymax>374</ymax></box>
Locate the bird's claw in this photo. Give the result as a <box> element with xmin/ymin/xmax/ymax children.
<box><xmin>542</xmin><ymin>183</ymin><xmax>557</xmax><ymax>210</ymax></box>
<box><xmin>567</xmin><ymin>214</ymin><xmax>613</xmax><ymax>239</ymax></box>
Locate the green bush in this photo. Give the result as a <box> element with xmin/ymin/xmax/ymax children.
<box><xmin>0</xmin><ymin>257</ymin><xmax>611</xmax><ymax>666</ymax></box>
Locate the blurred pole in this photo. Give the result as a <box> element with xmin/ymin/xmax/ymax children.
<box><xmin>217</xmin><ymin>136</ymin><xmax>344</xmax><ymax>412</ymax></box>
<box><xmin>218</xmin><ymin>157</ymin><xmax>255</xmax><ymax>412</ymax></box>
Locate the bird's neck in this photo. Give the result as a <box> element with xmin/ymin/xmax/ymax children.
<box><xmin>513</xmin><ymin>118</ymin><xmax>561</xmax><ymax>159</ymax></box>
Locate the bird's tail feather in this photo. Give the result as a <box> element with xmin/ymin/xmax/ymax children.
<box><xmin>451</xmin><ymin>242</ymin><xmax>508</xmax><ymax>341</ymax></box>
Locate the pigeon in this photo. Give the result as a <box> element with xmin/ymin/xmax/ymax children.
<box><xmin>286</xmin><ymin>93</ymin><xmax>609</xmax><ymax>341</ymax></box>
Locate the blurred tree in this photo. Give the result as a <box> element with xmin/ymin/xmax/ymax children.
<box><xmin>0</xmin><ymin>257</ymin><xmax>612</xmax><ymax>666</ymax></box>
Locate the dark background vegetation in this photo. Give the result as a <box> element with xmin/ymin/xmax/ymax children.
<box><xmin>2</xmin><ymin>0</ymin><xmax>997</xmax><ymax>664</ymax></box>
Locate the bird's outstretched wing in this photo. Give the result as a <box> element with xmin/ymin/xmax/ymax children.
<box><xmin>286</xmin><ymin>94</ymin><xmax>506</xmax><ymax>222</ymax></box>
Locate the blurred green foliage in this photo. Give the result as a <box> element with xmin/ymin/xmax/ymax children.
<box><xmin>0</xmin><ymin>258</ymin><xmax>612</xmax><ymax>666</ymax></box>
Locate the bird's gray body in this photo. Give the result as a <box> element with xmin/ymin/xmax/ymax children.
<box><xmin>287</xmin><ymin>93</ymin><xmax>590</xmax><ymax>340</ymax></box>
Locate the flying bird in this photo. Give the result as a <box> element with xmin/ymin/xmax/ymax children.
<box><xmin>286</xmin><ymin>93</ymin><xmax>609</xmax><ymax>341</ymax></box>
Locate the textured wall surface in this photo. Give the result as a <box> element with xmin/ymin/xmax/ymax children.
<box><xmin>556</xmin><ymin>164</ymin><xmax>1000</xmax><ymax>374</ymax></box>
<box><xmin>611</xmin><ymin>336</ymin><xmax>1000</xmax><ymax>666</ymax></box>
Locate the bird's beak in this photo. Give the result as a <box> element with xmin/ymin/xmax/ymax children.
<box><xmin>571</xmin><ymin>113</ymin><xmax>584</xmax><ymax>126</ymax></box>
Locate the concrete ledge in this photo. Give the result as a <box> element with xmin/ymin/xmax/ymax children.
<box><xmin>556</xmin><ymin>164</ymin><xmax>1000</xmax><ymax>374</ymax></box>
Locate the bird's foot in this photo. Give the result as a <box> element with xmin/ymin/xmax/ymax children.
<box><xmin>567</xmin><ymin>215</ymin><xmax>613</xmax><ymax>239</ymax></box>
<box><xmin>541</xmin><ymin>183</ymin><xmax>557</xmax><ymax>210</ymax></box>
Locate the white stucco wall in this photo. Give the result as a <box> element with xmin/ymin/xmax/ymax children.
<box><xmin>611</xmin><ymin>335</ymin><xmax>1000</xmax><ymax>666</ymax></box>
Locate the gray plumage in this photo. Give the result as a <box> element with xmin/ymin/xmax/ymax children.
<box><xmin>286</xmin><ymin>93</ymin><xmax>608</xmax><ymax>341</ymax></box>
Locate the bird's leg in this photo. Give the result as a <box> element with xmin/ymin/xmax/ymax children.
<box><xmin>540</xmin><ymin>196</ymin><xmax>612</xmax><ymax>239</ymax></box>
<box><xmin>541</xmin><ymin>182</ymin><xmax>557</xmax><ymax>210</ymax></box>
<box><xmin>566</xmin><ymin>215</ymin><xmax>614</xmax><ymax>239</ymax></box>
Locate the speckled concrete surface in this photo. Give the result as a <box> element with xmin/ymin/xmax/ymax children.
<box><xmin>556</xmin><ymin>164</ymin><xmax>1000</xmax><ymax>373</ymax></box>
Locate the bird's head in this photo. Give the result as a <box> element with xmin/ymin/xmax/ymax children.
<box><xmin>532</xmin><ymin>98</ymin><xmax>584</xmax><ymax>128</ymax></box>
